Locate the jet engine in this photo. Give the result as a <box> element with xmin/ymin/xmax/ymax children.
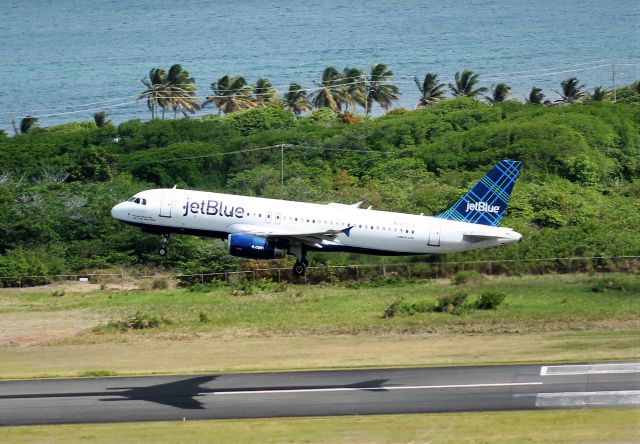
<box><xmin>227</xmin><ymin>234</ymin><xmax>286</xmax><ymax>259</ymax></box>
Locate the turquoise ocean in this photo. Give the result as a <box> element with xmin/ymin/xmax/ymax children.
<box><xmin>0</xmin><ymin>0</ymin><xmax>638</xmax><ymax>131</ymax></box>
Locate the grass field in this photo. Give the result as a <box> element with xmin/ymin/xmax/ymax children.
<box><xmin>2</xmin><ymin>409</ymin><xmax>639</xmax><ymax>443</ymax></box>
<box><xmin>0</xmin><ymin>273</ymin><xmax>637</xmax><ymax>378</ymax></box>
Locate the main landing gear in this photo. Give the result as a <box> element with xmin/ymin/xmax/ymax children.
<box><xmin>293</xmin><ymin>257</ymin><xmax>309</xmax><ymax>276</ymax></box>
<box><xmin>158</xmin><ymin>233</ymin><xmax>171</xmax><ymax>256</ymax></box>
<box><xmin>290</xmin><ymin>244</ymin><xmax>308</xmax><ymax>276</ymax></box>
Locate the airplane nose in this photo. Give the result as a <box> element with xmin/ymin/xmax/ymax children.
<box><xmin>111</xmin><ymin>202</ymin><xmax>128</xmax><ymax>221</ymax></box>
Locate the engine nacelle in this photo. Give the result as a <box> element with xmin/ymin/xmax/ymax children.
<box><xmin>227</xmin><ymin>234</ymin><xmax>286</xmax><ymax>259</ymax></box>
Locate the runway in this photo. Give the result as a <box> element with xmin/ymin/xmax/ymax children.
<box><xmin>0</xmin><ymin>362</ymin><xmax>638</xmax><ymax>425</ymax></box>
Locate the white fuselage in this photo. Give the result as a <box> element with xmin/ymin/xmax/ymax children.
<box><xmin>112</xmin><ymin>188</ymin><xmax>522</xmax><ymax>255</ymax></box>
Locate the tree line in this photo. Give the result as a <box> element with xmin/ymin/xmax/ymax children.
<box><xmin>12</xmin><ymin>63</ymin><xmax>637</xmax><ymax>135</ymax></box>
<box><xmin>136</xmin><ymin>63</ymin><xmax>625</xmax><ymax>120</ymax></box>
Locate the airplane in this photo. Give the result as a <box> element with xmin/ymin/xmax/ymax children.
<box><xmin>111</xmin><ymin>160</ymin><xmax>523</xmax><ymax>276</ymax></box>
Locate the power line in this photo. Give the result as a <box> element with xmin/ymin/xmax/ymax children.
<box><xmin>123</xmin><ymin>144</ymin><xmax>392</xmax><ymax>169</ymax></box>
<box><xmin>2</xmin><ymin>58</ymin><xmax>636</xmax><ymax>123</ymax></box>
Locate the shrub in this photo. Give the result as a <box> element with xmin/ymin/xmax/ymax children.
<box><xmin>532</xmin><ymin>209</ymin><xmax>567</xmax><ymax>228</ymax></box>
<box><xmin>105</xmin><ymin>311</ymin><xmax>172</xmax><ymax>331</ymax></box>
<box><xmin>151</xmin><ymin>277</ymin><xmax>168</xmax><ymax>289</ymax></box>
<box><xmin>383</xmin><ymin>299</ymin><xmax>402</xmax><ymax>318</ymax></box>
<box><xmin>590</xmin><ymin>275</ymin><xmax>640</xmax><ymax>293</ymax></box>
<box><xmin>475</xmin><ymin>291</ymin><xmax>506</xmax><ymax>310</ymax></box>
<box><xmin>452</xmin><ymin>270</ymin><xmax>484</xmax><ymax>285</ymax></box>
<box><xmin>198</xmin><ymin>311</ymin><xmax>211</xmax><ymax>323</ymax></box>
<box><xmin>564</xmin><ymin>154</ymin><xmax>599</xmax><ymax>186</ymax></box>
<box><xmin>433</xmin><ymin>292</ymin><xmax>468</xmax><ymax>313</ymax></box>
<box><xmin>225</xmin><ymin>107</ymin><xmax>295</xmax><ymax>136</ymax></box>
<box><xmin>186</xmin><ymin>280</ymin><xmax>226</xmax><ymax>292</ymax></box>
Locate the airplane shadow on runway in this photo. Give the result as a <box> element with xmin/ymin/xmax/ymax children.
<box><xmin>0</xmin><ymin>376</ymin><xmax>390</xmax><ymax>410</ymax></box>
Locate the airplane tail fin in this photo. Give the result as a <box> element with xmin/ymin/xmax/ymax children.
<box><xmin>435</xmin><ymin>160</ymin><xmax>521</xmax><ymax>227</ymax></box>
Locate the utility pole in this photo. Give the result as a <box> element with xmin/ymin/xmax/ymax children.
<box><xmin>280</xmin><ymin>144</ymin><xmax>284</xmax><ymax>187</ymax></box>
<box><xmin>612</xmin><ymin>59</ymin><xmax>617</xmax><ymax>102</ymax></box>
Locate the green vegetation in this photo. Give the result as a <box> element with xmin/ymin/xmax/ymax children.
<box><xmin>0</xmin><ymin>80</ymin><xmax>639</xmax><ymax>280</ymax></box>
<box><xmin>1</xmin><ymin>409</ymin><xmax>637</xmax><ymax>444</ymax></box>
<box><xmin>0</xmin><ymin>274</ymin><xmax>637</xmax><ymax>378</ymax></box>
<box><xmin>1</xmin><ymin>274</ymin><xmax>637</xmax><ymax>336</ymax></box>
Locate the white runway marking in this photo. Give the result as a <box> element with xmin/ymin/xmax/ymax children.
<box><xmin>535</xmin><ymin>390</ymin><xmax>640</xmax><ymax>407</ymax></box>
<box><xmin>540</xmin><ymin>363</ymin><xmax>640</xmax><ymax>376</ymax></box>
<box><xmin>207</xmin><ymin>381</ymin><xmax>543</xmax><ymax>396</ymax></box>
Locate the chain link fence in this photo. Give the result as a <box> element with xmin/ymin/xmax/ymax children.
<box><xmin>0</xmin><ymin>255</ymin><xmax>637</xmax><ymax>290</ymax></box>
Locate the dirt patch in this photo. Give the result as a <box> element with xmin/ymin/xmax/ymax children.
<box><xmin>0</xmin><ymin>310</ymin><xmax>103</xmax><ymax>346</ymax></box>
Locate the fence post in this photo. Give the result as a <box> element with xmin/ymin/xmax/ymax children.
<box><xmin>121</xmin><ymin>273</ymin><xmax>124</xmax><ymax>291</ymax></box>
<box><xmin>407</xmin><ymin>264</ymin><xmax>412</xmax><ymax>279</ymax></box>
<box><xmin>382</xmin><ymin>264</ymin><xmax>386</xmax><ymax>277</ymax></box>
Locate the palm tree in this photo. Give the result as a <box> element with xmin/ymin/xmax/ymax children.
<box><xmin>343</xmin><ymin>67</ymin><xmax>366</xmax><ymax>112</ymax></box>
<box><xmin>485</xmin><ymin>82</ymin><xmax>511</xmax><ymax>104</ymax></box>
<box><xmin>590</xmin><ymin>85</ymin><xmax>610</xmax><ymax>102</ymax></box>
<box><xmin>449</xmin><ymin>69</ymin><xmax>487</xmax><ymax>98</ymax></box>
<box><xmin>165</xmin><ymin>64</ymin><xmax>200</xmax><ymax>119</ymax></box>
<box><xmin>555</xmin><ymin>77</ymin><xmax>586</xmax><ymax>104</ymax></box>
<box><xmin>283</xmin><ymin>83</ymin><xmax>312</xmax><ymax>116</ymax></box>
<box><xmin>414</xmin><ymin>73</ymin><xmax>446</xmax><ymax>108</ymax></box>
<box><xmin>93</xmin><ymin>111</ymin><xmax>111</xmax><ymax>127</ymax></box>
<box><xmin>310</xmin><ymin>67</ymin><xmax>347</xmax><ymax>112</ymax></box>
<box><xmin>202</xmin><ymin>75</ymin><xmax>256</xmax><ymax>114</ymax></box>
<box><xmin>139</xmin><ymin>68</ymin><xmax>168</xmax><ymax>119</ymax></box>
<box><xmin>526</xmin><ymin>87</ymin><xmax>545</xmax><ymax>104</ymax></box>
<box><xmin>365</xmin><ymin>63</ymin><xmax>400</xmax><ymax>115</ymax></box>
<box><xmin>254</xmin><ymin>78</ymin><xmax>279</xmax><ymax>106</ymax></box>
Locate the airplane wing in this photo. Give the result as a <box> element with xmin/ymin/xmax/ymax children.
<box><xmin>228</xmin><ymin>224</ymin><xmax>353</xmax><ymax>248</ymax></box>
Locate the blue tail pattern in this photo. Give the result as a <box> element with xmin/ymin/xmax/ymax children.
<box><xmin>435</xmin><ymin>160</ymin><xmax>521</xmax><ymax>227</ymax></box>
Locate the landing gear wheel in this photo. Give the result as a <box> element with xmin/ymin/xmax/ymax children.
<box><xmin>159</xmin><ymin>233</ymin><xmax>171</xmax><ymax>257</ymax></box>
<box><xmin>293</xmin><ymin>261</ymin><xmax>306</xmax><ymax>276</ymax></box>
<box><xmin>301</xmin><ymin>257</ymin><xmax>309</xmax><ymax>268</ymax></box>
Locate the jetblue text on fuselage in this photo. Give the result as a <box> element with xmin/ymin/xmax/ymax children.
<box><xmin>182</xmin><ymin>199</ymin><xmax>245</xmax><ymax>218</ymax></box>
<box><xmin>465</xmin><ymin>201</ymin><xmax>500</xmax><ymax>213</ymax></box>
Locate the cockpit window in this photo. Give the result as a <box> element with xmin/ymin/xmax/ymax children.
<box><xmin>127</xmin><ymin>196</ymin><xmax>147</xmax><ymax>205</ymax></box>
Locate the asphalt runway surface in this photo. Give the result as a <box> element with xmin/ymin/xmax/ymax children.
<box><xmin>1</xmin><ymin>362</ymin><xmax>638</xmax><ymax>425</ymax></box>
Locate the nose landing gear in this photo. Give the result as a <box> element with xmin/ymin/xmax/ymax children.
<box><xmin>159</xmin><ymin>233</ymin><xmax>171</xmax><ymax>256</ymax></box>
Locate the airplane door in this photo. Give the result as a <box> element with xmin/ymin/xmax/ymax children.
<box><xmin>428</xmin><ymin>221</ymin><xmax>441</xmax><ymax>246</ymax></box>
<box><xmin>159</xmin><ymin>192</ymin><xmax>172</xmax><ymax>217</ymax></box>
<box><xmin>265</xmin><ymin>212</ymin><xmax>272</xmax><ymax>223</ymax></box>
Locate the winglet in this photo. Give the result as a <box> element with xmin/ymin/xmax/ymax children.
<box><xmin>435</xmin><ymin>160</ymin><xmax>521</xmax><ymax>227</ymax></box>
